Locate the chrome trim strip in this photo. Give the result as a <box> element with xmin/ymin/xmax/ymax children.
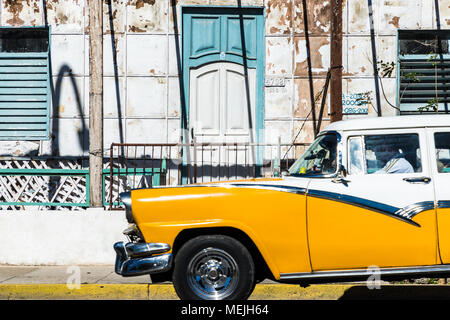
<box><xmin>229</xmin><ymin>184</ymin><xmax>307</xmax><ymax>195</ymax></box>
<box><xmin>119</xmin><ymin>253</ymin><xmax>173</xmax><ymax>277</ymax></box>
<box><xmin>437</xmin><ymin>201</ymin><xmax>450</xmax><ymax>209</ymax></box>
<box><xmin>305</xmin><ymin>189</ymin><xmax>432</xmax><ymax>227</ymax></box>
<box><xmin>119</xmin><ymin>192</ymin><xmax>133</xmax><ymax>223</ymax></box>
<box><xmin>125</xmin><ymin>242</ymin><xmax>171</xmax><ymax>258</ymax></box>
<box><xmin>280</xmin><ymin>265</ymin><xmax>450</xmax><ymax>281</ymax></box>
<box><xmin>122</xmin><ymin>224</ymin><xmax>145</xmax><ymax>242</ymax></box>
<box><xmin>394</xmin><ymin>201</ymin><xmax>435</xmax><ymax>219</ymax></box>
<box><xmin>114</xmin><ymin>241</ymin><xmax>173</xmax><ymax>277</ymax></box>
<box><xmin>129</xmin><ymin>181</ymin><xmax>432</xmax><ymax>227</ymax></box>
<box><xmin>137</xmin><ymin>182</ymin><xmax>308</xmax><ymax>195</ymax></box>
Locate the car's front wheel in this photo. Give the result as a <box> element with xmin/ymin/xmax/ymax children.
<box><xmin>172</xmin><ymin>235</ymin><xmax>255</xmax><ymax>300</ymax></box>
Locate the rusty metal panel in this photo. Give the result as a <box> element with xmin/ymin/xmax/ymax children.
<box><xmin>126</xmin><ymin>77</ymin><xmax>167</xmax><ymax>118</ymax></box>
<box><xmin>45</xmin><ymin>0</ymin><xmax>84</xmax><ymax>33</ymax></box>
<box><xmin>54</xmin><ymin>118</ymin><xmax>88</xmax><ymax>156</ymax></box>
<box><xmin>168</xmin><ymin>77</ymin><xmax>181</xmax><ymax>118</ymax></box>
<box><xmin>294</xmin><ymin>36</ymin><xmax>330</xmax><ymax>76</ymax></box>
<box><xmin>436</xmin><ymin>0</ymin><xmax>450</xmax><ymax>28</ymax></box>
<box><xmin>265</xmin><ymin>79</ymin><xmax>293</xmax><ymax>119</ymax></box>
<box><xmin>103</xmin><ymin>0</ymin><xmax>126</xmax><ymax>34</ymax></box>
<box><xmin>168</xmin><ymin>35</ymin><xmax>181</xmax><ymax>76</ymax></box>
<box><xmin>377</xmin><ymin>35</ymin><xmax>397</xmax><ymax>67</ymax></box>
<box><xmin>1</xmin><ymin>0</ymin><xmax>43</xmax><ymax>27</ymax></box>
<box><xmin>266</xmin><ymin>0</ymin><xmax>292</xmax><ymax>35</ymax></box>
<box><xmin>168</xmin><ymin>0</ymin><xmax>208</xmax><ymax>34</ymax></box>
<box><xmin>127</xmin><ymin>34</ymin><xmax>167</xmax><ymax>76</ymax></box>
<box><xmin>293</xmin><ymin>78</ymin><xmax>329</xmax><ymax>118</ymax></box>
<box><xmin>264</xmin><ymin>120</ymin><xmax>293</xmax><ymax>158</ymax></box>
<box><xmin>293</xmin><ymin>0</ymin><xmax>330</xmax><ymax>35</ymax></box>
<box><xmin>103</xmin><ymin>76</ymin><xmax>125</xmax><ymax>118</ymax></box>
<box><xmin>347</xmin><ymin>36</ymin><xmax>371</xmax><ymax>76</ymax></box>
<box><xmin>348</xmin><ymin>0</ymin><xmax>377</xmax><ymax>34</ymax></box>
<box><xmin>293</xmin><ymin>120</ymin><xmax>329</xmax><ymax>144</ymax></box>
<box><xmin>266</xmin><ymin>37</ymin><xmax>293</xmax><ymax>76</ymax></box>
<box><xmin>168</xmin><ymin>119</ymin><xmax>180</xmax><ymax>143</ymax></box>
<box><xmin>127</xmin><ymin>0</ymin><xmax>168</xmax><ymax>33</ymax></box>
<box><xmin>377</xmin><ymin>78</ymin><xmax>397</xmax><ymax>116</ymax></box>
<box><xmin>51</xmin><ymin>34</ymin><xmax>85</xmax><ymax>76</ymax></box>
<box><xmin>51</xmin><ymin>76</ymin><xmax>85</xmax><ymax>118</ymax></box>
<box><xmin>104</xmin><ymin>118</ymin><xmax>125</xmax><ymax>152</ymax></box>
<box><xmin>103</xmin><ymin>33</ymin><xmax>125</xmax><ymax>76</ymax></box>
<box><xmin>210</xmin><ymin>0</ymin><xmax>264</xmax><ymax>5</ymax></box>
<box><xmin>379</xmin><ymin>0</ymin><xmax>422</xmax><ymax>32</ymax></box>
<box><xmin>126</xmin><ymin>119</ymin><xmax>167</xmax><ymax>144</ymax></box>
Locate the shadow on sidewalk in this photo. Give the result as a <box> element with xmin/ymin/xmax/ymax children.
<box><xmin>339</xmin><ymin>285</ymin><xmax>450</xmax><ymax>300</ymax></box>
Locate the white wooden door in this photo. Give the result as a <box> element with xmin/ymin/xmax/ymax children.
<box><xmin>190</xmin><ymin>62</ymin><xmax>256</xmax><ymax>142</ymax></box>
<box><xmin>189</xmin><ymin>62</ymin><xmax>256</xmax><ymax>180</ymax></box>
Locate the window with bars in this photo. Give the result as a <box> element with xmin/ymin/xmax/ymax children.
<box><xmin>398</xmin><ymin>30</ymin><xmax>449</xmax><ymax>114</ymax></box>
<box><xmin>0</xmin><ymin>27</ymin><xmax>50</xmax><ymax>140</ymax></box>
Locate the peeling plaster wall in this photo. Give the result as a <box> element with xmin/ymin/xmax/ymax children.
<box><xmin>0</xmin><ymin>0</ymin><xmax>447</xmax><ymax>158</ymax></box>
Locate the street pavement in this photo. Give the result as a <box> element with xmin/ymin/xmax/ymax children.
<box><xmin>2</xmin><ymin>265</ymin><xmax>450</xmax><ymax>300</ymax></box>
<box><xmin>0</xmin><ymin>265</ymin><xmax>148</xmax><ymax>285</ymax></box>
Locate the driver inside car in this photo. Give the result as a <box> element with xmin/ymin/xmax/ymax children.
<box><xmin>307</xmin><ymin>135</ymin><xmax>337</xmax><ymax>174</ymax></box>
<box><xmin>374</xmin><ymin>144</ymin><xmax>414</xmax><ymax>174</ymax></box>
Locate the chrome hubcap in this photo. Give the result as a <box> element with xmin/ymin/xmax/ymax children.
<box><xmin>187</xmin><ymin>248</ymin><xmax>239</xmax><ymax>300</ymax></box>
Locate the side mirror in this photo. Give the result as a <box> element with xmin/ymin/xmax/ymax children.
<box><xmin>338</xmin><ymin>164</ymin><xmax>347</xmax><ymax>178</ymax></box>
<box><xmin>332</xmin><ymin>165</ymin><xmax>349</xmax><ymax>185</ymax></box>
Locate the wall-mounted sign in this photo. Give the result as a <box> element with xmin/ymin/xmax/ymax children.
<box><xmin>265</xmin><ymin>76</ymin><xmax>285</xmax><ymax>87</ymax></box>
<box><xmin>342</xmin><ymin>93</ymin><xmax>369</xmax><ymax>114</ymax></box>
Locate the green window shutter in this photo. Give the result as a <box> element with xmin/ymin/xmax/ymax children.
<box><xmin>398</xmin><ymin>30</ymin><xmax>450</xmax><ymax>113</ymax></box>
<box><xmin>0</xmin><ymin>28</ymin><xmax>50</xmax><ymax>140</ymax></box>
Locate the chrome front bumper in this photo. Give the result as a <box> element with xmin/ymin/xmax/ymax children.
<box><xmin>114</xmin><ymin>241</ymin><xmax>173</xmax><ymax>277</ymax></box>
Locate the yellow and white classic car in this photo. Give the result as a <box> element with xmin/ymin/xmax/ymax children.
<box><xmin>114</xmin><ymin>114</ymin><xmax>450</xmax><ymax>300</ymax></box>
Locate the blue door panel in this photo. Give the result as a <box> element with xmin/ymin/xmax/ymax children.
<box><xmin>225</xmin><ymin>16</ymin><xmax>257</xmax><ymax>59</ymax></box>
<box><xmin>190</xmin><ymin>16</ymin><xmax>221</xmax><ymax>58</ymax></box>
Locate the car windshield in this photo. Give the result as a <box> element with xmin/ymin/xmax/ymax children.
<box><xmin>288</xmin><ymin>132</ymin><xmax>338</xmax><ymax>176</ymax></box>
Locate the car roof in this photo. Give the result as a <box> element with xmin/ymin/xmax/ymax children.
<box><xmin>322</xmin><ymin>114</ymin><xmax>450</xmax><ymax>132</ymax></box>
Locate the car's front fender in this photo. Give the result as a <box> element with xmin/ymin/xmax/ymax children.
<box><xmin>130</xmin><ymin>184</ymin><xmax>311</xmax><ymax>277</ymax></box>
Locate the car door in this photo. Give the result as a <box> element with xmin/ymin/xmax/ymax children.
<box><xmin>307</xmin><ymin>129</ymin><xmax>438</xmax><ymax>271</ymax></box>
<box><xmin>426</xmin><ymin>129</ymin><xmax>450</xmax><ymax>264</ymax></box>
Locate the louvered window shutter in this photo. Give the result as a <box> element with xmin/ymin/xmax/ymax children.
<box><xmin>0</xmin><ymin>27</ymin><xmax>50</xmax><ymax>140</ymax></box>
<box><xmin>398</xmin><ymin>30</ymin><xmax>450</xmax><ymax>113</ymax></box>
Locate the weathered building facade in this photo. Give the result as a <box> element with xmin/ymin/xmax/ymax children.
<box><xmin>0</xmin><ymin>0</ymin><xmax>448</xmax><ymax>206</ymax></box>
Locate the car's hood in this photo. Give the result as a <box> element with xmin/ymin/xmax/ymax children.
<box><xmin>132</xmin><ymin>176</ymin><xmax>310</xmax><ymax>197</ymax></box>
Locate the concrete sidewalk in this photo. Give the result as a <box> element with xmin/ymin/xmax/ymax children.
<box><xmin>3</xmin><ymin>265</ymin><xmax>450</xmax><ymax>300</ymax></box>
<box><xmin>0</xmin><ymin>265</ymin><xmax>147</xmax><ymax>285</ymax></box>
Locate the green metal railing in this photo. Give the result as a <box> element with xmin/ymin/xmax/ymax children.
<box><xmin>0</xmin><ymin>156</ymin><xmax>168</xmax><ymax>209</ymax></box>
<box><xmin>103</xmin><ymin>161</ymin><xmax>167</xmax><ymax>208</ymax></box>
<box><xmin>0</xmin><ymin>140</ymin><xmax>308</xmax><ymax>209</ymax></box>
<box><xmin>0</xmin><ymin>167</ymin><xmax>90</xmax><ymax>207</ymax></box>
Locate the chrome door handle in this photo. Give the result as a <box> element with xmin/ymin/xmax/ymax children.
<box><xmin>403</xmin><ymin>176</ymin><xmax>431</xmax><ymax>184</ymax></box>
<box><xmin>332</xmin><ymin>176</ymin><xmax>350</xmax><ymax>185</ymax></box>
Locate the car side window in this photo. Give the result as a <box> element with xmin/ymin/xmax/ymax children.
<box><xmin>364</xmin><ymin>134</ymin><xmax>421</xmax><ymax>174</ymax></box>
<box><xmin>348</xmin><ymin>136</ymin><xmax>364</xmax><ymax>175</ymax></box>
<box><xmin>434</xmin><ymin>132</ymin><xmax>450</xmax><ymax>173</ymax></box>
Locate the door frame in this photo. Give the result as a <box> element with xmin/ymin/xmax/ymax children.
<box><xmin>181</xmin><ymin>6</ymin><xmax>265</xmax><ymax>183</ymax></box>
